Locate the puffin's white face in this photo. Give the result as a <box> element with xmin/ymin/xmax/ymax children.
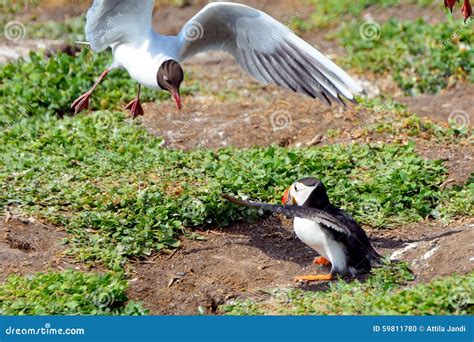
<box><xmin>286</xmin><ymin>181</ymin><xmax>317</xmax><ymax>206</ymax></box>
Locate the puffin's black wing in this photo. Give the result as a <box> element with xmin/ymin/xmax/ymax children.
<box><xmin>324</xmin><ymin>205</ymin><xmax>382</xmax><ymax>267</ymax></box>
<box><xmin>223</xmin><ymin>195</ymin><xmax>351</xmax><ymax>236</ymax></box>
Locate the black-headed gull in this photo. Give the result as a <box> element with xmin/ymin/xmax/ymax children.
<box><xmin>72</xmin><ymin>1</ymin><xmax>364</xmax><ymax>118</ymax></box>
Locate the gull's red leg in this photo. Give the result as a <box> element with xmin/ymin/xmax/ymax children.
<box><xmin>125</xmin><ymin>85</ymin><xmax>144</xmax><ymax>119</ymax></box>
<box><xmin>462</xmin><ymin>0</ymin><xmax>472</xmax><ymax>22</ymax></box>
<box><xmin>71</xmin><ymin>68</ymin><xmax>110</xmax><ymax>114</ymax></box>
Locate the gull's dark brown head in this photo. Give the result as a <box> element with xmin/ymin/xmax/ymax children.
<box><xmin>157</xmin><ymin>59</ymin><xmax>184</xmax><ymax>109</ymax></box>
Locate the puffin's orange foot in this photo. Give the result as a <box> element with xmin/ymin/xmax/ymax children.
<box><xmin>294</xmin><ymin>274</ymin><xmax>333</xmax><ymax>282</ymax></box>
<box><xmin>313</xmin><ymin>256</ymin><xmax>331</xmax><ymax>266</ymax></box>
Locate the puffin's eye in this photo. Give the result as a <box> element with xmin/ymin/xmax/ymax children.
<box><xmin>294</xmin><ymin>185</ymin><xmax>300</xmax><ymax>192</ymax></box>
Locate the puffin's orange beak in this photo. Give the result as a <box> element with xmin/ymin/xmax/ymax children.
<box><xmin>282</xmin><ymin>187</ymin><xmax>290</xmax><ymax>204</ymax></box>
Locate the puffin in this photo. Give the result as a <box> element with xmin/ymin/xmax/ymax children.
<box><xmin>71</xmin><ymin>1</ymin><xmax>363</xmax><ymax>118</ymax></box>
<box><xmin>224</xmin><ymin>177</ymin><xmax>381</xmax><ymax>282</ymax></box>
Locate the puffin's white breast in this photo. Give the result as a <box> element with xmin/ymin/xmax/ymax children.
<box><xmin>294</xmin><ymin>217</ymin><xmax>348</xmax><ymax>273</ymax></box>
<box><xmin>294</xmin><ymin>217</ymin><xmax>328</xmax><ymax>257</ymax></box>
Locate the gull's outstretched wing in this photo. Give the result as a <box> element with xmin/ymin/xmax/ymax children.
<box><xmin>178</xmin><ymin>2</ymin><xmax>363</xmax><ymax>105</ymax></box>
<box><xmin>86</xmin><ymin>0</ymin><xmax>155</xmax><ymax>52</ymax></box>
<box><xmin>223</xmin><ymin>195</ymin><xmax>351</xmax><ymax>235</ymax></box>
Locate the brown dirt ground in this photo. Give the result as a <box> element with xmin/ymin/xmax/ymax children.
<box><xmin>0</xmin><ymin>214</ymin><xmax>72</xmax><ymax>284</ymax></box>
<box><xmin>399</xmin><ymin>83</ymin><xmax>474</xmax><ymax>124</ymax></box>
<box><xmin>1</xmin><ymin>1</ymin><xmax>473</xmax><ymax>315</ymax></box>
<box><xmin>128</xmin><ymin>217</ymin><xmax>474</xmax><ymax>315</ymax></box>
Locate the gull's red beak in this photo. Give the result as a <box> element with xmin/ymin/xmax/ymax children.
<box><xmin>172</xmin><ymin>91</ymin><xmax>182</xmax><ymax>110</ymax></box>
<box><xmin>282</xmin><ymin>187</ymin><xmax>290</xmax><ymax>204</ymax></box>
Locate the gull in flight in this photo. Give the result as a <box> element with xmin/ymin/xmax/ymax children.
<box><xmin>72</xmin><ymin>1</ymin><xmax>364</xmax><ymax>118</ymax></box>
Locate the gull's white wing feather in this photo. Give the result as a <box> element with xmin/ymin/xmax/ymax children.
<box><xmin>86</xmin><ymin>0</ymin><xmax>155</xmax><ymax>52</ymax></box>
<box><xmin>178</xmin><ymin>2</ymin><xmax>363</xmax><ymax>104</ymax></box>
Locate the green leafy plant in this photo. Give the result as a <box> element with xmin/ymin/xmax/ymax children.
<box><xmin>0</xmin><ymin>109</ymin><xmax>455</xmax><ymax>269</ymax></box>
<box><xmin>0</xmin><ymin>270</ymin><xmax>148</xmax><ymax>315</ymax></box>
<box><xmin>358</xmin><ymin>97</ymin><xmax>472</xmax><ymax>142</ymax></box>
<box><xmin>307</xmin><ymin>0</ymin><xmax>436</xmax><ymax>29</ymax></box>
<box><xmin>336</xmin><ymin>18</ymin><xmax>473</xmax><ymax>95</ymax></box>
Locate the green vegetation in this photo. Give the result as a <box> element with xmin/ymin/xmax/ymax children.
<box><xmin>307</xmin><ymin>0</ymin><xmax>436</xmax><ymax>29</ymax></box>
<box><xmin>29</xmin><ymin>16</ymin><xmax>86</xmax><ymax>41</ymax></box>
<box><xmin>435</xmin><ymin>179</ymin><xmax>474</xmax><ymax>220</ymax></box>
<box><xmin>1</xmin><ymin>53</ymin><xmax>469</xmax><ymax>269</ymax></box>
<box><xmin>222</xmin><ymin>264</ymin><xmax>473</xmax><ymax>315</ymax></box>
<box><xmin>1</xmin><ymin>0</ymin><xmax>41</xmax><ymax>22</ymax></box>
<box><xmin>303</xmin><ymin>0</ymin><xmax>473</xmax><ymax>94</ymax></box>
<box><xmin>0</xmin><ymin>270</ymin><xmax>147</xmax><ymax>315</ymax></box>
<box><xmin>337</xmin><ymin>19</ymin><xmax>474</xmax><ymax>95</ymax></box>
<box><xmin>2</xmin><ymin>107</ymin><xmax>460</xmax><ymax>269</ymax></box>
<box><xmin>1</xmin><ymin>1</ymin><xmax>472</xmax><ymax>316</ymax></box>
<box><xmin>358</xmin><ymin>97</ymin><xmax>472</xmax><ymax>141</ymax></box>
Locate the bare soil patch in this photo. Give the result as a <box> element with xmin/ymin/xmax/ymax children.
<box><xmin>373</xmin><ymin>218</ymin><xmax>474</xmax><ymax>283</ymax></box>
<box><xmin>0</xmin><ymin>215</ymin><xmax>73</xmax><ymax>283</ymax></box>
<box><xmin>141</xmin><ymin>51</ymin><xmax>360</xmax><ymax>149</ymax></box>
<box><xmin>399</xmin><ymin>83</ymin><xmax>474</xmax><ymax>125</ymax></box>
